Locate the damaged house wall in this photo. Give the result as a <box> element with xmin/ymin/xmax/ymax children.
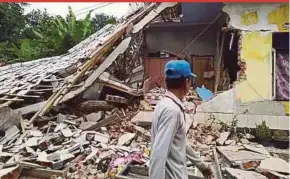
<box><xmin>145</xmin><ymin>19</ymin><xmax>224</xmax><ymax>56</ymax></box>
<box><xmin>144</xmin><ymin>3</ymin><xmax>227</xmax><ymax>91</ymax></box>
<box><xmin>195</xmin><ymin>3</ymin><xmax>289</xmax><ymax>130</ymax></box>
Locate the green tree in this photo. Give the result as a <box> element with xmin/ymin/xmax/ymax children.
<box><xmin>0</xmin><ymin>3</ymin><xmax>27</xmax><ymax>42</ymax></box>
<box><xmin>34</xmin><ymin>6</ymin><xmax>93</xmax><ymax>54</ymax></box>
<box><xmin>91</xmin><ymin>13</ymin><xmax>117</xmax><ymax>32</ymax></box>
<box><xmin>0</xmin><ymin>4</ymin><xmax>118</xmax><ymax>63</ymax></box>
<box><xmin>0</xmin><ymin>3</ymin><xmax>27</xmax><ymax>61</ymax></box>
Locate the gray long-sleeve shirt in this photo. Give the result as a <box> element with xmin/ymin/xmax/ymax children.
<box><xmin>149</xmin><ymin>91</ymin><xmax>208</xmax><ymax>179</ymax></box>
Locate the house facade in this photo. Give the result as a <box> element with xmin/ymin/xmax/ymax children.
<box><xmin>195</xmin><ymin>3</ymin><xmax>289</xmax><ymax>130</ymax></box>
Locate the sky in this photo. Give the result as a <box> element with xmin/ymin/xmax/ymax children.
<box><xmin>24</xmin><ymin>3</ymin><xmax>135</xmax><ymax>19</ymax></box>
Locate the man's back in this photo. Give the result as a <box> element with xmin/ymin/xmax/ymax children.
<box><xmin>149</xmin><ymin>92</ymin><xmax>188</xmax><ymax>179</ymax></box>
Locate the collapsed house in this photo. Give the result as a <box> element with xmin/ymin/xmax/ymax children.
<box><xmin>0</xmin><ymin>2</ymin><xmax>288</xmax><ymax>179</ymax></box>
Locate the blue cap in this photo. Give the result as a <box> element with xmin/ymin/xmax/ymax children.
<box><xmin>164</xmin><ymin>60</ymin><xmax>197</xmax><ymax>79</ymax></box>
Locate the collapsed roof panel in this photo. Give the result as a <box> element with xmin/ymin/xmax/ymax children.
<box><xmin>0</xmin><ymin>3</ymin><xmax>179</xmax><ymax>125</ymax></box>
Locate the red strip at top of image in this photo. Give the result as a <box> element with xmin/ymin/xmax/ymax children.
<box><xmin>1</xmin><ymin>0</ymin><xmax>289</xmax><ymax>2</ymax></box>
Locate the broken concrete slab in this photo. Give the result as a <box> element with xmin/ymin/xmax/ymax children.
<box><xmin>94</xmin><ymin>132</ymin><xmax>110</xmax><ymax>144</ymax></box>
<box><xmin>240</xmin><ymin>138</ymin><xmax>250</xmax><ymax>144</ymax></box>
<box><xmin>28</xmin><ymin>130</ymin><xmax>43</xmax><ymax>137</ymax></box>
<box><xmin>225</xmin><ymin>167</ymin><xmax>267</xmax><ymax>179</ymax></box>
<box><xmin>131</xmin><ymin>111</ymin><xmax>193</xmax><ymax>133</ymax></box>
<box><xmin>83</xmin><ymin>113</ymin><xmax>120</xmax><ymax>131</ymax></box>
<box><xmin>85</xmin><ymin>147</ymin><xmax>99</xmax><ymax>161</ymax></box>
<box><xmin>54</xmin><ymin>123</ymin><xmax>68</xmax><ymax>133</ymax></box>
<box><xmin>216</xmin><ymin>132</ymin><xmax>230</xmax><ymax>146</ymax></box>
<box><xmin>0</xmin><ymin>106</ymin><xmax>22</xmax><ymax>133</ymax></box>
<box><xmin>61</xmin><ymin>128</ymin><xmax>74</xmax><ymax>138</ymax></box>
<box><xmin>86</xmin><ymin>112</ymin><xmax>103</xmax><ymax>122</ymax></box>
<box><xmin>218</xmin><ymin>149</ymin><xmax>269</xmax><ymax>162</ymax></box>
<box><xmin>196</xmin><ymin>89</ymin><xmax>237</xmax><ymax>113</ymax></box>
<box><xmin>25</xmin><ymin>137</ymin><xmax>40</xmax><ymax>147</ymax></box>
<box><xmin>118</xmin><ymin>133</ymin><xmax>136</xmax><ymax>146</ymax></box>
<box><xmin>131</xmin><ymin>111</ymin><xmax>152</xmax><ymax>127</ymax></box>
<box><xmin>225</xmin><ymin>140</ymin><xmax>236</xmax><ymax>146</ymax></box>
<box><xmin>195</xmin><ymin>87</ymin><xmax>285</xmax><ymax>116</ymax></box>
<box><xmin>57</xmin><ymin>113</ymin><xmax>68</xmax><ymax>123</ymax></box>
<box><xmin>259</xmin><ymin>157</ymin><xmax>289</xmax><ymax>174</ymax></box>
<box><xmin>79</xmin><ymin>122</ymin><xmax>97</xmax><ymax>131</ymax></box>
<box><xmin>237</xmin><ymin>101</ymin><xmax>286</xmax><ymax>116</ymax></box>
<box><xmin>0</xmin><ymin>125</ymin><xmax>20</xmax><ymax>145</ymax></box>
<box><xmin>243</xmin><ymin>144</ymin><xmax>270</xmax><ymax>156</ymax></box>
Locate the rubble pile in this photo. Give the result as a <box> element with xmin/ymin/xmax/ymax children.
<box><xmin>0</xmin><ymin>98</ymin><xmax>153</xmax><ymax>179</ymax></box>
<box><xmin>144</xmin><ymin>87</ymin><xmax>200</xmax><ymax>107</ymax></box>
<box><xmin>0</xmin><ymin>82</ymin><xmax>289</xmax><ymax>179</ymax></box>
<box><xmin>186</xmin><ymin>117</ymin><xmax>289</xmax><ymax>179</ymax></box>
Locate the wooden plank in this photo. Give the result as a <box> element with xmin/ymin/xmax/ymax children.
<box><xmin>213</xmin><ymin>148</ymin><xmax>223</xmax><ymax>179</ymax></box>
<box><xmin>30</xmin><ymin>88</ymin><xmax>53</xmax><ymax>92</ymax></box>
<box><xmin>84</xmin><ymin>113</ymin><xmax>120</xmax><ymax>131</ymax></box>
<box><xmin>132</xmin><ymin>3</ymin><xmax>178</xmax><ymax>34</ymax></box>
<box><xmin>99</xmin><ymin>73</ymin><xmax>142</xmax><ymax>96</ymax></box>
<box><xmin>0</xmin><ymin>98</ymin><xmax>24</xmax><ymax>102</ymax></box>
<box><xmin>21</xmin><ymin>167</ymin><xmax>67</xmax><ymax>178</ymax></box>
<box><xmin>214</xmin><ymin>32</ymin><xmax>225</xmax><ymax>93</ymax></box>
<box><xmin>4</xmin><ymin>93</ymin><xmax>40</xmax><ymax>98</ymax></box>
<box><xmin>60</xmin><ymin>37</ymin><xmax>132</xmax><ymax>103</ymax></box>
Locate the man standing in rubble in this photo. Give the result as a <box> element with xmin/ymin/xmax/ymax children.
<box><xmin>149</xmin><ymin>60</ymin><xmax>213</xmax><ymax>179</ymax></box>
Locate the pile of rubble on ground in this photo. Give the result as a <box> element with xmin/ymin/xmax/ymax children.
<box><xmin>0</xmin><ymin>92</ymin><xmax>157</xmax><ymax>178</ymax></box>
<box><xmin>186</xmin><ymin>116</ymin><xmax>289</xmax><ymax>179</ymax></box>
<box><xmin>0</xmin><ymin>85</ymin><xmax>289</xmax><ymax>178</ymax></box>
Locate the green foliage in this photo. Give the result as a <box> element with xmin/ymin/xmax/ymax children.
<box><xmin>91</xmin><ymin>13</ymin><xmax>117</xmax><ymax>32</ymax></box>
<box><xmin>0</xmin><ymin>3</ymin><xmax>117</xmax><ymax>63</ymax></box>
<box><xmin>0</xmin><ymin>3</ymin><xmax>27</xmax><ymax>42</ymax></box>
<box><xmin>273</xmin><ymin>130</ymin><xmax>288</xmax><ymax>140</ymax></box>
<box><xmin>256</xmin><ymin>121</ymin><xmax>271</xmax><ymax>139</ymax></box>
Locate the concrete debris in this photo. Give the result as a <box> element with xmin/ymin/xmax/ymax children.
<box><xmin>225</xmin><ymin>167</ymin><xmax>268</xmax><ymax>179</ymax></box>
<box><xmin>240</xmin><ymin>138</ymin><xmax>250</xmax><ymax>144</ymax></box>
<box><xmin>25</xmin><ymin>137</ymin><xmax>40</xmax><ymax>147</ymax></box>
<box><xmin>61</xmin><ymin>128</ymin><xmax>74</xmax><ymax>138</ymax></box>
<box><xmin>131</xmin><ymin>111</ymin><xmax>153</xmax><ymax>127</ymax></box>
<box><xmin>86</xmin><ymin>112</ymin><xmax>103</xmax><ymax>122</ymax></box>
<box><xmin>117</xmin><ymin>133</ymin><xmax>136</xmax><ymax>146</ymax></box>
<box><xmin>243</xmin><ymin>144</ymin><xmax>270</xmax><ymax>156</ymax></box>
<box><xmin>218</xmin><ymin>147</ymin><xmax>269</xmax><ymax>162</ymax></box>
<box><xmin>217</xmin><ymin>132</ymin><xmax>230</xmax><ymax>146</ymax></box>
<box><xmin>28</xmin><ymin>130</ymin><xmax>43</xmax><ymax>137</ymax></box>
<box><xmin>0</xmin><ymin>107</ymin><xmax>22</xmax><ymax>133</ymax></box>
<box><xmin>259</xmin><ymin>157</ymin><xmax>289</xmax><ymax>174</ymax></box>
<box><xmin>225</xmin><ymin>140</ymin><xmax>236</xmax><ymax>146</ymax></box>
<box><xmin>94</xmin><ymin>132</ymin><xmax>110</xmax><ymax>144</ymax></box>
